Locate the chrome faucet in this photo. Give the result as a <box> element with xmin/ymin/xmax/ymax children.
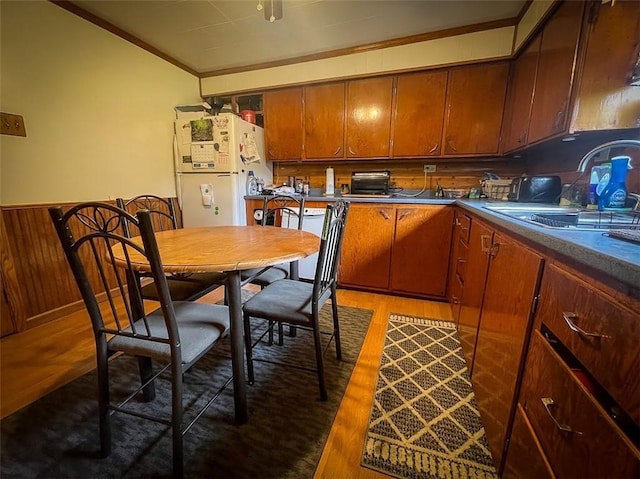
<box><xmin>576</xmin><ymin>139</ymin><xmax>640</xmax><ymax>173</ymax></box>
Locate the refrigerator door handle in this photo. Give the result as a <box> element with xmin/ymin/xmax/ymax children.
<box><xmin>174</xmin><ymin>135</ymin><xmax>183</xmax><ymax>210</ymax></box>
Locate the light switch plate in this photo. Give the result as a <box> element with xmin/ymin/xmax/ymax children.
<box><xmin>1</xmin><ymin>113</ymin><xmax>26</xmax><ymax>137</ymax></box>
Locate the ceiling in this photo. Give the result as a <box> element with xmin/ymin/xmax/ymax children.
<box><xmin>67</xmin><ymin>0</ymin><xmax>528</xmax><ymax>77</ymax></box>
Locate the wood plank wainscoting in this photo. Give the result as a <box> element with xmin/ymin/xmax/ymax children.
<box><xmin>0</xmin><ymin>198</ymin><xmax>179</xmax><ymax>337</ymax></box>
<box><xmin>274</xmin><ymin>159</ymin><xmax>525</xmax><ymax>193</ymax></box>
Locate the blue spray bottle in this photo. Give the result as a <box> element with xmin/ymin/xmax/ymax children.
<box><xmin>597</xmin><ymin>156</ymin><xmax>631</xmax><ymax>211</ymax></box>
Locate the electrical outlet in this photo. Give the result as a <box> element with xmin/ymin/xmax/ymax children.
<box><xmin>424</xmin><ymin>164</ymin><xmax>436</xmax><ymax>173</ymax></box>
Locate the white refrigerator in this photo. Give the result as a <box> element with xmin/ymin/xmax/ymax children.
<box><xmin>174</xmin><ymin>112</ymin><xmax>272</xmax><ymax>227</ymax></box>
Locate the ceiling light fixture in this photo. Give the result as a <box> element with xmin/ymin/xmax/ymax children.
<box><xmin>258</xmin><ymin>0</ymin><xmax>283</xmax><ymax>22</ymax></box>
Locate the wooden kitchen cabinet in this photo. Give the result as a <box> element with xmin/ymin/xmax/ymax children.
<box><xmin>457</xmin><ymin>218</ymin><xmax>492</xmax><ymax>375</ymax></box>
<box><xmin>263</xmin><ymin>87</ymin><xmax>303</xmax><ymax>161</ymax></box>
<box><xmin>389</xmin><ymin>205</ymin><xmax>453</xmax><ymax>297</ymax></box>
<box><xmin>515</xmin><ymin>331</ymin><xmax>639</xmax><ymax>479</ymax></box>
<box><xmin>568</xmin><ymin>0</ymin><xmax>640</xmax><ymax>132</ymax></box>
<box><xmin>442</xmin><ymin>62</ymin><xmax>509</xmax><ymax>156</ymax></box>
<box><xmin>339</xmin><ymin>203</ymin><xmax>453</xmax><ymax>298</ymax></box>
<box><xmin>527</xmin><ymin>0</ymin><xmax>584</xmax><ymax>145</ymax></box>
<box><xmin>304</xmin><ymin>82</ymin><xmax>345</xmax><ymax>160</ymax></box>
<box><xmin>504</xmin><ymin>261</ymin><xmax>640</xmax><ymax>478</ymax></box>
<box><xmin>502</xmin><ymin>404</ymin><xmax>555</xmax><ymax>479</ymax></box>
<box><xmin>470</xmin><ymin>231</ymin><xmax>543</xmax><ymax>471</ymax></box>
<box><xmin>501</xmin><ymin>34</ymin><xmax>541</xmax><ymax>154</ymax></box>
<box><xmin>447</xmin><ymin>209</ymin><xmax>470</xmax><ymax>321</ymax></box>
<box><xmin>339</xmin><ymin>203</ymin><xmax>394</xmax><ymax>290</ymax></box>
<box><xmin>345</xmin><ymin>77</ymin><xmax>394</xmax><ymax>158</ymax></box>
<box><xmin>392</xmin><ymin>70</ymin><xmax>447</xmax><ymax>158</ymax></box>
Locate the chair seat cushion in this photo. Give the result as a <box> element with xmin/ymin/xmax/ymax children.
<box><xmin>141</xmin><ymin>272</ymin><xmax>226</xmax><ymax>301</ymax></box>
<box><xmin>109</xmin><ymin>302</ymin><xmax>230</xmax><ymax>368</ymax></box>
<box><xmin>243</xmin><ymin>279</ymin><xmax>330</xmax><ymax>325</ymax></box>
<box><xmin>241</xmin><ymin>265</ymin><xmax>288</xmax><ymax>286</ymax></box>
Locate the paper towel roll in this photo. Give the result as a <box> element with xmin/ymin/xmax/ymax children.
<box><xmin>325</xmin><ymin>166</ymin><xmax>335</xmax><ymax>195</ymax></box>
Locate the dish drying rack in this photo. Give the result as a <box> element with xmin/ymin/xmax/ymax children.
<box><xmin>530</xmin><ymin>211</ymin><xmax>640</xmax><ymax>230</ymax></box>
<box><xmin>481</xmin><ymin>179</ymin><xmax>512</xmax><ymax>200</ymax></box>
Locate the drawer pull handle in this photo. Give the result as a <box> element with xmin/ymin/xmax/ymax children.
<box><xmin>541</xmin><ymin>397</ymin><xmax>582</xmax><ymax>435</ymax></box>
<box><xmin>562</xmin><ymin>312</ymin><xmax>611</xmax><ymax>339</ymax></box>
<box><xmin>379</xmin><ymin>210</ymin><xmax>390</xmax><ymax>220</ymax></box>
<box><xmin>481</xmin><ymin>235</ymin><xmax>492</xmax><ymax>253</ymax></box>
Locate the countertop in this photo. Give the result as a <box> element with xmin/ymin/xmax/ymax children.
<box><xmin>245</xmin><ymin>191</ymin><xmax>640</xmax><ymax>289</ymax></box>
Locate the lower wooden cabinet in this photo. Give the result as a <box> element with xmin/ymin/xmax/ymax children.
<box><xmin>456</xmin><ymin>219</ymin><xmax>493</xmax><ymax>374</ymax></box>
<box><xmin>338</xmin><ymin>204</ymin><xmax>395</xmax><ymax>290</ymax></box>
<box><xmin>502</xmin><ymin>404</ymin><xmax>555</xmax><ymax>479</ymax></box>
<box><xmin>515</xmin><ymin>331</ymin><xmax>639</xmax><ymax>478</ymax></box>
<box><xmin>339</xmin><ymin>203</ymin><xmax>453</xmax><ymax>298</ymax></box>
<box><xmin>468</xmin><ymin>229</ymin><xmax>543</xmax><ymax>471</ymax></box>
<box><xmin>503</xmin><ymin>261</ymin><xmax>640</xmax><ymax>478</ymax></box>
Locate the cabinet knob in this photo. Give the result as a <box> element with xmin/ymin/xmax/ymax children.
<box><xmin>541</xmin><ymin>397</ymin><xmax>583</xmax><ymax>435</ymax></box>
<box><xmin>379</xmin><ymin>210</ymin><xmax>390</xmax><ymax>220</ymax></box>
<box><xmin>348</xmin><ymin>146</ymin><xmax>357</xmax><ymax>156</ymax></box>
<box><xmin>333</xmin><ymin>145</ymin><xmax>342</xmax><ymax>156</ymax></box>
<box><xmin>562</xmin><ymin>312</ymin><xmax>612</xmax><ymax>339</ymax></box>
<box><xmin>428</xmin><ymin>143</ymin><xmax>439</xmax><ymax>154</ymax></box>
<box><xmin>446</xmin><ymin>138</ymin><xmax>458</xmax><ymax>153</ymax></box>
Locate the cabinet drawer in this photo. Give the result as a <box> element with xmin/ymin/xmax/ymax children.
<box><xmin>521</xmin><ymin>332</ymin><xmax>639</xmax><ymax>479</ymax></box>
<box><xmin>537</xmin><ymin>263</ymin><xmax>640</xmax><ymax>423</ymax></box>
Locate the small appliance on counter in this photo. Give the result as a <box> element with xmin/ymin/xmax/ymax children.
<box><xmin>507</xmin><ymin>176</ymin><xmax>562</xmax><ymax>203</ymax></box>
<box><xmin>343</xmin><ymin>171</ymin><xmax>391</xmax><ymax>197</ymax></box>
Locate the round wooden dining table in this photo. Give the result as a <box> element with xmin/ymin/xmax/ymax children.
<box><xmin>113</xmin><ymin>225</ymin><xmax>320</xmax><ymax>423</ymax></box>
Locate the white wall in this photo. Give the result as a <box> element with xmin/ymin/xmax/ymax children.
<box><xmin>0</xmin><ymin>1</ymin><xmax>201</xmax><ymax>206</ymax></box>
<box><xmin>200</xmin><ymin>0</ymin><xmax>556</xmax><ymax>97</ymax></box>
<box><xmin>201</xmin><ymin>27</ymin><xmax>515</xmax><ymax>96</ymax></box>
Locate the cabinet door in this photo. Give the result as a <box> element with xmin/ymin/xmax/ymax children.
<box><xmin>390</xmin><ymin>206</ymin><xmax>453</xmax><ymax>298</ymax></box>
<box><xmin>527</xmin><ymin>0</ymin><xmax>584</xmax><ymax>144</ymax></box>
<box><xmin>442</xmin><ymin>62</ymin><xmax>509</xmax><ymax>155</ymax></box>
<box><xmin>304</xmin><ymin>82</ymin><xmax>345</xmax><ymax>159</ymax></box>
<box><xmin>471</xmin><ymin>232</ymin><xmax>543</xmax><ymax>471</ymax></box>
<box><xmin>570</xmin><ymin>0</ymin><xmax>640</xmax><ymax>132</ymax></box>
<box><xmin>501</xmin><ymin>34</ymin><xmax>541</xmax><ymax>153</ymax></box>
<box><xmin>392</xmin><ymin>70</ymin><xmax>447</xmax><ymax>157</ymax></box>
<box><xmin>263</xmin><ymin>88</ymin><xmax>303</xmax><ymax>161</ymax></box>
<box><xmin>345</xmin><ymin>77</ymin><xmax>393</xmax><ymax>158</ymax></box>
<box><xmin>458</xmin><ymin>220</ymin><xmax>492</xmax><ymax>375</ymax></box>
<box><xmin>338</xmin><ymin>204</ymin><xmax>394</xmax><ymax>290</ymax></box>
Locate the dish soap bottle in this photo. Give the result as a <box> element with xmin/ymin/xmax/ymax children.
<box><xmin>246</xmin><ymin>170</ymin><xmax>258</xmax><ymax>196</ymax></box>
<box><xmin>598</xmin><ymin>156</ymin><xmax>631</xmax><ymax>211</ymax></box>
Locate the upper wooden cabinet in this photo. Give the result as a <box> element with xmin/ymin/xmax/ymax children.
<box><xmin>392</xmin><ymin>70</ymin><xmax>448</xmax><ymax>157</ymax></box>
<box><xmin>345</xmin><ymin>77</ymin><xmax>394</xmax><ymax>158</ymax></box>
<box><xmin>569</xmin><ymin>0</ymin><xmax>640</xmax><ymax>132</ymax></box>
<box><xmin>527</xmin><ymin>0</ymin><xmax>584</xmax><ymax>145</ymax></box>
<box><xmin>442</xmin><ymin>62</ymin><xmax>509</xmax><ymax>156</ymax></box>
<box><xmin>304</xmin><ymin>82</ymin><xmax>345</xmax><ymax>160</ymax></box>
<box><xmin>263</xmin><ymin>88</ymin><xmax>303</xmax><ymax>161</ymax></box>
<box><xmin>502</xmin><ymin>34</ymin><xmax>542</xmax><ymax>154</ymax></box>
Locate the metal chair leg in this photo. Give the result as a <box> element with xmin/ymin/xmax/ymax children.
<box><xmin>243</xmin><ymin>312</ymin><xmax>255</xmax><ymax>384</ymax></box>
<box><xmin>312</xmin><ymin>322</ymin><xmax>327</xmax><ymax>401</ymax></box>
<box><xmin>137</xmin><ymin>356</ymin><xmax>156</xmax><ymax>402</ymax></box>
<box><xmin>171</xmin><ymin>361</ymin><xmax>184</xmax><ymax>478</ymax></box>
<box><xmin>330</xmin><ymin>287</ymin><xmax>342</xmax><ymax>361</ymax></box>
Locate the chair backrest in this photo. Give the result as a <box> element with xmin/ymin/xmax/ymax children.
<box><xmin>116</xmin><ymin>195</ymin><xmax>178</xmax><ymax>238</ymax></box>
<box><xmin>312</xmin><ymin>200</ymin><xmax>350</xmax><ymax>307</ymax></box>
<box><xmin>49</xmin><ymin>202</ymin><xmax>181</xmax><ymax>357</ymax></box>
<box><xmin>261</xmin><ymin>195</ymin><xmax>306</xmax><ymax>229</ymax></box>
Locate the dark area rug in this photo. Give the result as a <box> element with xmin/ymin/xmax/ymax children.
<box><xmin>361</xmin><ymin>314</ymin><xmax>498</xmax><ymax>479</ymax></box>
<box><xmin>1</xmin><ymin>303</ymin><xmax>372</xmax><ymax>479</ymax></box>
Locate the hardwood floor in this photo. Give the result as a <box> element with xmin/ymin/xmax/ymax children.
<box><xmin>0</xmin><ymin>286</ymin><xmax>454</xmax><ymax>478</ymax></box>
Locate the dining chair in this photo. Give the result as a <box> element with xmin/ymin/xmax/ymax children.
<box><xmin>117</xmin><ymin>195</ymin><xmax>226</xmax><ymax>302</ymax></box>
<box><xmin>242</xmin><ymin>200</ymin><xmax>350</xmax><ymax>401</ymax></box>
<box><xmin>49</xmin><ymin>202</ymin><xmax>231</xmax><ymax>478</ymax></box>
<box><xmin>241</xmin><ymin>195</ymin><xmax>306</xmax><ymax>345</ymax></box>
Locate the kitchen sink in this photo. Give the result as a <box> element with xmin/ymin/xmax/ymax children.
<box><xmin>484</xmin><ymin>205</ymin><xmax>640</xmax><ymax>230</ymax></box>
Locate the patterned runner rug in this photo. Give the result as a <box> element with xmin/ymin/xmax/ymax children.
<box><xmin>361</xmin><ymin>314</ymin><xmax>498</xmax><ymax>479</ymax></box>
